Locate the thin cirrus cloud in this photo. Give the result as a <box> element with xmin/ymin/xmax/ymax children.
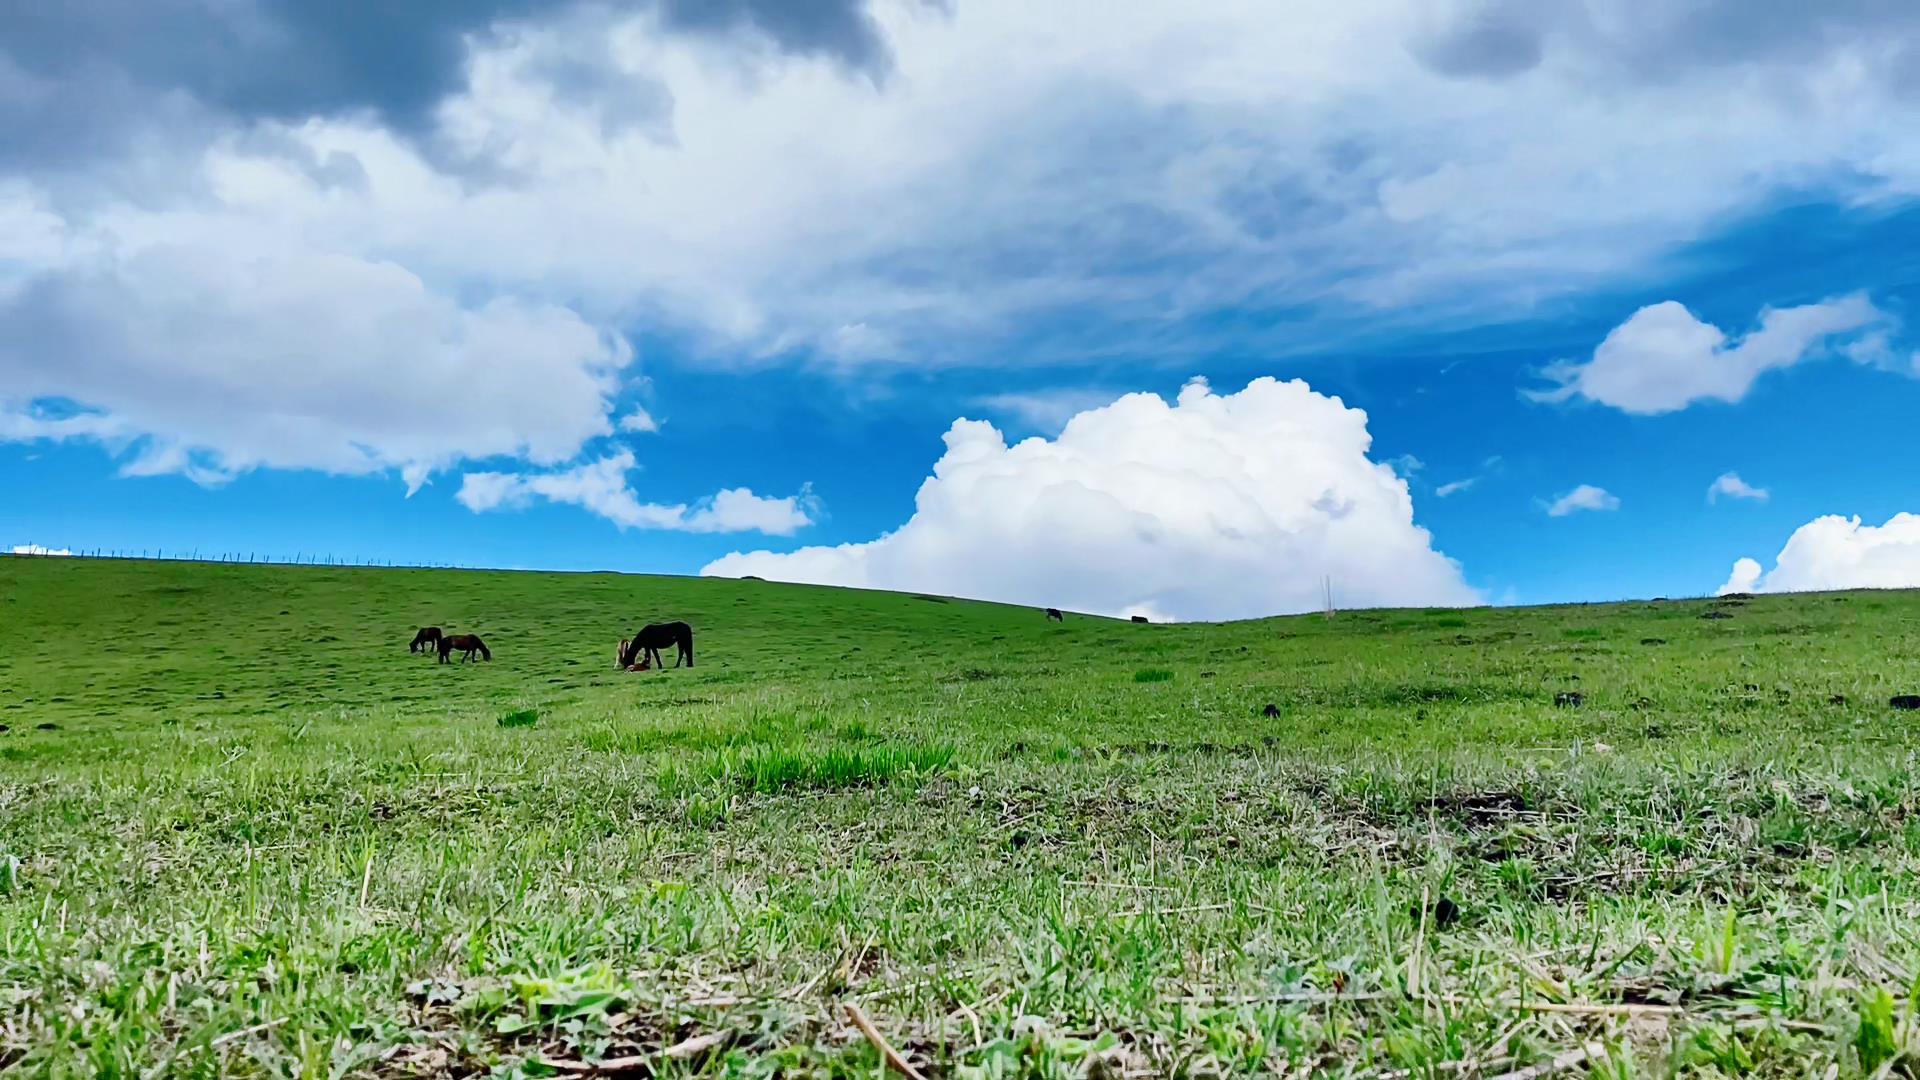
<box><xmin>1545</xmin><ymin>484</ymin><xmax>1619</xmax><ymax>517</ymax></box>
<box><xmin>1528</xmin><ymin>294</ymin><xmax>1890</xmax><ymax>414</ymax></box>
<box><xmin>703</xmin><ymin>376</ymin><xmax>1481</xmax><ymax>622</ymax></box>
<box><xmin>618</xmin><ymin>407</ymin><xmax>661</xmax><ymax>434</ymax></box>
<box><xmin>456</xmin><ymin>451</ymin><xmax>815</xmax><ymax>535</ymax></box>
<box><xmin>1707</xmin><ymin>471</ymin><xmax>1769</xmax><ymax>503</ymax></box>
<box><xmin>1721</xmin><ymin>513</ymin><xmax>1920</xmax><ymax>595</ymax></box>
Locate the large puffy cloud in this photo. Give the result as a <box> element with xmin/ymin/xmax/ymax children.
<box><xmin>1530</xmin><ymin>295</ymin><xmax>1888</xmax><ymax>414</ymax></box>
<box><xmin>0</xmin><ymin>235</ymin><xmax>630</xmax><ymax>486</ymax></box>
<box><xmin>457</xmin><ymin>450</ymin><xmax>814</xmax><ymax>534</ymax></box>
<box><xmin>702</xmin><ymin>377</ymin><xmax>1478</xmax><ymax>620</ymax></box>
<box><xmin>15</xmin><ymin>2</ymin><xmax>1920</xmax><ymax>373</ymax></box>
<box><xmin>1721</xmin><ymin>513</ymin><xmax>1920</xmax><ymax>595</ymax></box>
<box><xmin>11</xmin><ymin>1</ymin><xmax>1920</xmax><ymax>493</ymax></box>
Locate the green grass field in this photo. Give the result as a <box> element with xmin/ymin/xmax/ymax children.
<box><xmin>4</xmin><ymin>557</ymin><xmax>1920</xmax><ymax>1077</ymax></box>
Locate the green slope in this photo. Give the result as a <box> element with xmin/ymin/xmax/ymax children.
<box><xmin>3</xmin><ymin>557</ymin><xmax>1920</xmax><ymax>1075</ymax></box>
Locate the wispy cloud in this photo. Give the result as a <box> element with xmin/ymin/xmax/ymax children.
<box><xmin>973</xmin><ymin>389</ymin><xmax>1126</xmax><ymax>434</ymax></box>
<box><xmin>1545</xmin><ymin>484</ymin><xmax>1620</xmax><ymax>517</ymax></box>
<box><xmin>1707</xmin><ymin>471</ymin><xmax>1769</xmax><ymax>504</ymax></box>
<box><xmin>457</xmin><ymin>452</ymin><xmax>815</xmax><ymax>535</ymax></box>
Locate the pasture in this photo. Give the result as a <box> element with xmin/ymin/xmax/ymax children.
<box><xmin>3</xmin><ymin>557</ymin><xmax>1919</xmax><ymax>1076</ymax></box>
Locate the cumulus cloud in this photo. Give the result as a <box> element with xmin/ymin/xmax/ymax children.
<box><xmin>618</xmin><ymin>407</ymin><xmax>661</xmax><ymax>433</ymax></box>
<box><xmin>702</xmin><ymin>377</ymin><xmax>1479</xmax><ymax>621</ymax></box>
<box><xmin>8</xmin><ymin>544</ymin><xmax>72</xmax><ymax>556</ymax></box>
<box><xmin>1707</xmin><ymin>471</ymin><xmax>1769</xmax><ymax>503</ymax></box>
<box><xmin>1721</xmin><ymin>513</ymin><xmax>1920</xmax><ymax>595</ymax></box>
<box><xmin>1545</xmin><ymin>484</ymin><xmax>1619</xmax><ymax>517</ymax></box>
<box><xmin>11</xmin><ymin>0</ymin><xmax>1920</xmax><ymax>500</ymax></box>
<box><xmin>1530</xmin><ymin>295</ymin><xmax>1889</xmax><ymax>414</ymax></box>
<box><xmin>457</xmin><ymin>450</ymin><xmax>813</xmax><ymax>534</ymax></box>
<box><xmin>0</xmin><ymin>239</ymin><xmax>631</xmax><ymax>486</ymax></box>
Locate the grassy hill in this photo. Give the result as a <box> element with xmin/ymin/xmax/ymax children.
<box><xmin>3</xmin><ymin>556</ymin><xmax>1919</xmax><ymax>1075</ymax></box>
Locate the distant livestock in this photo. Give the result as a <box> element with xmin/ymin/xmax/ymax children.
<box><xmin>1045</xmin><ymin>608</ymin><xmax>1064</xmax><ymax>622</ymax></box>
<box><xmin>1130</xmin><ymin>615</ymin><xmax>1149</xmax><ymax>624</ymax></box>
<box><xmin>409</xmin><ymin>626</ymin><xmax>443</xmax><ymax>654</ymax></box>
<box><xmin>619</xmin><ymin>621</ymin><xmax>694</xmax><ymax>670</ymax></box>
<box><xmin>439</xmin><ymin>634</ymin><xmax>491</xmax><ymax>663</ymax></box>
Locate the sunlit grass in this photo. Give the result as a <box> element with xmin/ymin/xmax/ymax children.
<box><xmin>3</xmin><ymin>558</ymin><xmax>1920</xmax><ymax>1074</ymax></box>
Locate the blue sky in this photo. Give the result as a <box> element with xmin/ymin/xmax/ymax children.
<box><xmin>6</xmin><ymin>1</ymin><xmax>1920</xmax><ymax>619</ymax></box>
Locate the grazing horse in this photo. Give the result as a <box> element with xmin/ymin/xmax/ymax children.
<box><xmin>617</xmin><ymin>621</ymin><xmax>694</xmax><ymax>670</ymax></box>
<box><xmin>409</xmin><ymin>626</ymin><xmax>443</xmax><ymax>654</ymax></box>
<box><xmin>439</xmin><ymin>633</ymin><xmax>491</xmax><ymax>663</ymax></box>
<box><xmin>1045</xmin><ymin>608</ymin><xmax>1064</xmax><ymax>622</ymax></box>
<box><xmin>1130</xmin><ymin>615</ymin><xmax>1149</xmax><ymax>624</ymax></box>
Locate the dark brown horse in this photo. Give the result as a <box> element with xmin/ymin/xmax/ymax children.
<box><xmin>1045</xmin><ymin>608</ymin><xmax>1063</xmax><ymax>622</ymax></box>
<box><xmin>439</xmin><ymin>633</ymin><xmax>491</xmax><ymax>663</ymax></box>
<box><xmin>409</xmin><ymin>626</ymin><xmax>443</xmax><ymax>654</ymax></box>
<box><xmin>617</xmin><ymin>622</ymin><xmax>693</xmax><ymax>669</ymax></box>
<box><xmin>1130</xmin><ymin>615</ymin><xmax>1149</xmax><ymax>624</ymax></box>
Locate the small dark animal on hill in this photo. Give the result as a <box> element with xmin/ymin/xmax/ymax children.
<box><xmin>1045</xmin><ymin>607</ymin><xmax>1064</xmax><ymax>622</ymax></box>
<box><xmin>1131</xmin><ymin>615</ymin><xmax>1149</xmax><ymax>624</ymax></box>
<box><xmin>438</xmin><ymin>634</ymin><xmax>491</xmax><ymax>663</ymax></box>
<box><xmin>409</xmin><ymin>626</ymin><xmax>443</xmax><ymax>654</ymax></box>
<box><xmin>618</xmin><ymin>621</ymin><xmax>694</xmax><ymax>670</ymax></box>
<box><xmin>1891</xmin><ymin>695</ymin><xmax>1920</xmax><ymax>710</ymax></box>
<box><xmin>1261</xmin><ymin>703</ymin><xmax>1281</xmax><ymax>718</ymax></box>
<box><xmin>1554</xmin><ymin>691</ymin><xmax>1584</xmax><ymax>708</ymax></box>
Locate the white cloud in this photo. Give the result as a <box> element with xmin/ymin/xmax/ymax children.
<box><xmin>1721</xmin><ymin>557</ymin><xmax>1764</xmax><ymax>595</ymax></box>
<box><xmin>10</xmin><ymin>1</ymin><xmax>1920</xmax><ymax>491</ymax></box>
<box><xmin>702</xmin><ymin>376</ymin><xmax>1479</xmax><ymax>620</ymax></box>
<box><xmin>618</xmin><ymin>407</ymin><xmax>660</xmax><ymax>433</ymax></box>
<box><xmin>1434</xmin><ymin>477</ymin><xmax>1477</xmax><ymax>497</ymax></box>
<box><xmin>1546</xmin><ymin>484</ymin><xmax>1619</xmax><ymax>517</ymax></box>
<box><xmin>1721</xmin><ymin>513</ymin><xmax>1920</xmax><ymax>595</ymax></box>
<box><xmin>1386</xmin><ymin>454</ymin><xmax>1425</xmax><ymax>477</ymax></box>
<box><xmin>1707</xmin><ymin>471</ymin><xmax>1769</xmax><ymax>504</ymax></box>
<box><xmin>0</xmin><ymin>239</ymin><xmax>631</xmax><ymax>486</ymax></box>
<box><xmin>456</xmin><ymin>450</ymin><xmax>813</xmax><ymax>535</ymax></box>
<box><xmin>1530</xmin><ymin>295</ymin><xmax>1888</xmax><ymax>414</ymax></box>
<box><xmin>8</xmin><ymin>544</ymin><xmax>72</xmax><ymax>556</ymax></box>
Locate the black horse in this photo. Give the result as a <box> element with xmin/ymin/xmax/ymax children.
<box><xmin>1044</xmin><ymin>608</ymin><xmax>1064</xmax><ymax>622</ymax></box>
<box><xmin>618</xmin><ymin>622</ymin><xmax>694</xmax><ymax>669</ymax></box>
<box><xmin>409</xmin><ymin>626</ymin><xmax>443</xmax><ymax>654</ymax></box>
<box><xmin>439</xmin><ymin>633</ymin><xmax>491</xmax><ymax>663</ymax></box>
<box><xmin>1130</xmin><ymin>615</ymin><xmax>1149</xmax><ymax>624</ymax></box>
